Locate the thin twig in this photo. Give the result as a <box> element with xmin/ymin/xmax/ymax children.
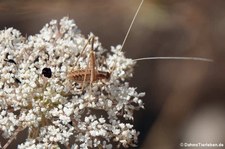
<box><xmin>3</xmin><ymin>126</ymin><xmax>26</xmax><ymax>149</ymax></box>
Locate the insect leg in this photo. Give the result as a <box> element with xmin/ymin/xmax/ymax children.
<box><xmin>89</xmin><ymin>37</ymin><xmax>97</xmax><ymax>84</ymax></box>
<box><xmin>73</xmin><ymin>36</ymin><xmax>94</xmax><ymax>69</ymax></box>
<box><xmin>81</xmin><ymin>69</ymin><xmax>88</xmax><ymax>91</ymax></box>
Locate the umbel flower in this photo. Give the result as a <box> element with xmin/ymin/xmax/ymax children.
<box><xmin>0</xmin><ymin>17</ymin><xmax>145</xmax><ymax>149</ymax></box>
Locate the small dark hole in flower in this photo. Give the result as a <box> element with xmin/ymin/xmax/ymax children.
<box><xmin>5</xmin><ymin>53</ymin><xmax>9</xmax><ymax>59</ymax></box>
<box><xmin>75</xmin><ymin>53</ymin><xmax>80</xmax><ymax>57</ymax></box>
<box><xmin>58</xmin><ymin>62</ymin><xmax>62</xmax><ymax>68</ymax></box>
<box><xmin>1</xmin><ymin>84</ymin><xmax>4</xmax><ymax>89</ymax></box>
<box><xmin>45</xmin><ymin>52</ymin><xmax>49</xmax><ymax>57</ymax></box>
<box><xmin>102</xmin><ymin>89</ymin><xmax>109</xmax><ymax>96</ymax></box>
<box><xmin>44</xmin><ymin>52</ymin><xmax>50</xmax><ymax>61</ymax></box>
<box><xmin>34</xmin><ymin>66</ymin><xmax>39</xmax><ymax>70</ymax></box>
<box><xmin>15</xmin><ymin>78</ymin><xmax>21</xmax><ymax>84</ymax></box>
<box><xmin>65</xmin><ymin>55</ymin><xmax>71</xmax><ymax>61</ymax></box>
<box><xmin>42</xmin><ymin>68</ymin><xmax>52</xmax><ymax>78</ymax></box>
<box><xmin>81</xmin><ymin>90</ymin><xmax>86</xmax><ymax>95</ymax></box>
<box><xmin>76</xmin><ymin>85</ymin><xmax>82</xmax><ymax>90</ymax></box>
<box><xmin>4</xmin><ymin>59</ymin><xmax>16</xmax><ymax>64</ymax></box>
<box><xmin>34</xmin><ymin>56</ymin><xmax>39</xmax><ymax>63</ymax></box>
<box><xmin>68</xmin><ymin>121</ymin><xmax>73</xmax><ymax>126</ymax></box>
<box><xmin>102</xmin><ymin>64</ymin><xmax>107</xmax><ymax>68</ymax></box>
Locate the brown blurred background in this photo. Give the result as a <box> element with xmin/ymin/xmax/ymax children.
<box><xmin>1</xmin><ymin>0</ymin><xmax>225</xmax><ymax>149</ymax></box>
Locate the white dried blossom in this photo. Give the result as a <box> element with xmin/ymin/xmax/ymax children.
<box><xmin>0</xmin><ymin>17</ymin><xmax>145</xmax><ymax>148</ymax></box>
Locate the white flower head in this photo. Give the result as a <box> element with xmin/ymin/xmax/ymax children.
<box><xmin>0</xmin><ymin>17</ymin><xmax>145</xmax><ymax>148</ymax></box>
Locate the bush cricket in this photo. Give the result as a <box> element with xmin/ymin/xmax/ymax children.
<box><xmin>67</xmin><ymin>36</ymin><xmax>110</xmax><ymax>90</ymax></box>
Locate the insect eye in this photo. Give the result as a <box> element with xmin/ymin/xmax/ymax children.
<box><xmin>42</xmin><ymin>67</ymin><xmax>52</xmax><ymax>78</ymax></box>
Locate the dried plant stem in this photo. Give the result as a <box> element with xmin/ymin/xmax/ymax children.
<box><xmin>3</xmin><ymin>127</ymin><xmax>26</xmax><ymax>149</ymax></box>
<box><xmin>63</xmin><ymin>143</ymin><xmax>70</xmax><ymax>149</ymax></box>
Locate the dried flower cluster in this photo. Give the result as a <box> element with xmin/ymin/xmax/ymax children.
<box><xmin>0</xmin><ymin>17</ymin><xmax>145</xmax><ymax>149</ymax></box>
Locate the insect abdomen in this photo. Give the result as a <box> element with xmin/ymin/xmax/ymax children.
<box><xmin>68</xmin><ymin>69</ymin><xmax>92</xmax><ymax>83</ymax></box>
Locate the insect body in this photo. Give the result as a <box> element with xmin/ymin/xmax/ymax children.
<box><xmin>68</xmin><ymin>36</ymin><xmax>110</xmax><ymax>90</ymax></box>
<box><xmin>68</xmin><ymin>69</ymin><xmax>110</xmax><ymax>84</ymax></box>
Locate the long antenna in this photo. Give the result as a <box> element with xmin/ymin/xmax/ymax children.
<box><xmin>134</xmin><ymin>57</ymin><xmax>213</xmax><ymax>62</ymax></box>
<box><xmin>117</xmin><ymin>1</ymin><xmax>213</xmax><ymax>63</ymax></box>
<box><xmin>120</xmin><ymin>0</ymin><xmax>144</xmax><ymax>51</ymax></box>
